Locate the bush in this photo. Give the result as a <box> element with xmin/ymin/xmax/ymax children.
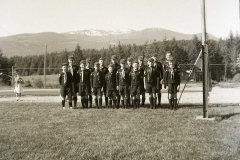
<box><xmin>33</xmin><ymin>78</ymin><xmax>43</xmax><ymax>88</ymax></box>
<box><xmin>24</xmin><ymin>80</ymin><xmax>32</xmax><ymax>87</ymax></box>
<box><xmin>232</xmin><ymin>73</ymin><xmax>240</xmax><ymax>82</ymax></box>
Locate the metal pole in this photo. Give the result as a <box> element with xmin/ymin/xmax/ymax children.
<box><xmin>44</xmin><ymin>44</ymin><xmax>47</xmax><ymax>88</ymax></box>
<box><xmin>224</xmin><ymin>62</ymin><xmax>227</xmax><ymax>81</ymax></box>
<box><xmin>12</xmin><ymin>66</ymin><xmax>14</xmax><ymax>88</ymax></box>
<box><xmin>201</xmin><ymin>0</ymin><xmax>208</xmax><ymax>118</ymax></box>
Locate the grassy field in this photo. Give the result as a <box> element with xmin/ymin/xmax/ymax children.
<box><xmin>1</xmin><ymin>102</ymin><xmax>239</xmax><ymax>160</ymax></box>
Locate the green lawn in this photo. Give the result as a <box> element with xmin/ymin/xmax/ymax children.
<box><xmin>0</xmin><ymin>102</ymin><xmax>239</xmax><ymax>160</ymax></box>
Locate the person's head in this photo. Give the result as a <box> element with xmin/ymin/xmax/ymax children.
<box><xmin>62</xmin><ymin>63</ymin><xmax>68</xmax><ymax>72</ymax></box>
<box><xmin>94</xmin><ymin>62</ymin><xmax>99</xmax><ymax>70</ymax></box>
<box><xmin>108</xmin><ymin>64</ymin><xmax>114</xmax><ymax>73</ymax></box>
<box><xmin>132</xmin><ymin>61</ymin><xmax>139</xmax><ymax>71</ymax></box>
<box><xmin>147</xmin><ymin>58</ymin><xmax>154</xmax><ymax>67</ymax></box>
<box><xmin>68</xmin><ymin>56</ymin><xmax>74</xmax><ymax>65</ymax></box>
<box><xmin>14</xmin><ymin>70</ymin><xmax>19</xmax><ymax>77</ymax></box>
<box><xmin>80</xmin><ymin>60</ymin><xmax>86</xmax><ymax>70</ymax></box>
<box><xmin>86</xmin><ymin>58</ymin><xmax>91</xmax><ymax>68</ymax></box>
<box><xmin>127</xmin><ymin>57</ymin><xmax>133</xmax><ymax>67</ymax></box>
<box><xmin>151</xmin><ymin>55</ymin><xmax>157</xmax><ymax>62</ymax></box>
<box><xmin>111</xmin><ymin>55</ymin><xmax>117</xmax><ymax>64</ymax></box>
<box><xmin>99</xmin><ymin>57</ymin><xmax>104</xmax><ymax>66</ymax></box>
<box><xmin>166</xmin><ymin>51</ymin><xmax>173</xmax><ymax>61</ymax></box>
<box><xmin>138</xmin><ymin>56</ymin><xmax>144</xmax><ymax>66</ymax></box>
<box><xmin>120</xmin><ymin>59</ymin><xmax>125</xmax><ymax>68</ymax></box>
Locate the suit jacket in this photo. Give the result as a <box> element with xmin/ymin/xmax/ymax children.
<box><xmin>116</xmin><ymin>68</ymin><xmax>131</xmax><ymax>86</ymax></box>
<box><xmin>130</xmin><ymin>70</ymin><xmax>143</xmax><ymax>86</ymax></box>
<box><xmin>105</xmin><ymin>72</ymin><xmax>117</xmax><ymax>90</ymax></box>
<box><xmin>144</xmin><ymin>66</ymin><xmax>159</xmax><ymax>88</ymax></box>
<box><xmin>78</xmin><ymin>69</ymin><xmax>91</xmax><ymax>87</ymax></box>
<box><xmin>68</xmin><ymin>64</ymin><xmax>79</xmax><ymax>83</ymax></box>
<box><xmin>90</xmin><ymin>71</ymin><xmax>104</xmax><ymax>88</ymax></box>
<box><xmin>59</xmin><ymin>71</ymin><xmax>72</xmax><ymax>88</ymax></box>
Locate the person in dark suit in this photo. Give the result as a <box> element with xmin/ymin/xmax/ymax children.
<box><xmin>111</xmin><ymin>55</ymin><xmax>121</xmax><ymax>107</ymax></box>
<box><xmin>59</xmin><ymin>63</ymin><xmax>73</xmax><ymax>109</ymax></box>
<box><xmin>90</xmin><ymin>62</ymin><xmax>104</xmax><ymax>109</ymax></box>
<box><xmin>105</xmin><ymin>64</ymin><xmax>118</xmax><ymax>108</ymax></box>
<box><xmin>152</xmin><ymin>55</ymin><xmax>164</xmax><ymax>108</ymax></box>
<box><xmin>86</xmin><ymin>58</ymin><xmax>94</xmax><ymax>108</ymax></box>
<box><xmin>129</xmin><ymin>60</ymin><xmax>143</xmax><ymax>109</ymax></box>
<box><xmin>116</xmin><ymin>59</ymin><xmax>131</xmax><ymax>108</ymax></box>
<box><xmin>163</xmin><ymin>52</ymin><xmax>181</xmax><ymax>110</ymax></box>
<box><xmin>78</xmin><ymin>60</ymin><xmax>91</xmax><ymax>109</ymax></box>
<box><xmin>99</xmin><ymin>57</ymin><xmax>109</xmax><ymax>107</ymax></box>
<box><xmin>138</xmin><ymin>56</ymin><xmax>147</xmax><ymax>107</ymax></box>
<box><xmin>68</xmin><ymin>56</ymin><xmax>79</xmax><ymax>109</ymax></box>
<box><xmin>144</xmin><ymin>58</ymin><xmax>159</xmax><ymax>109</ymax></box>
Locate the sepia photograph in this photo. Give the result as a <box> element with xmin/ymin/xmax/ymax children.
<box><xmin>0</xmin><ymin>0</ymin><xmax>240</xmax><ymax>159</ymax></box>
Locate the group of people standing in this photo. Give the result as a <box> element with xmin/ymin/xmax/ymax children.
<box><xmin>59</xmin><ymin>51</ymin><xmax>181</xmax><ymax>110</ymax></box>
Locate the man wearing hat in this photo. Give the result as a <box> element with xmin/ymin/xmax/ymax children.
<box><xmin>99</xmin><ymin>57</ymin><xmax>109</xmax><ymax>107</ymax></box>
<box><xmin>86</xmin><ymin>58</ymin><xmax>94</xmax><ymax>108</ymax></box>
<box><xmin>59</xmin><ymin>63</ymin><xmax>73</xmax><ymax>109</ymax></box>
<box><xmin>68</xmin><ymin>55</ymin><xmax>79</xmax><ymax>109</ymax></box>
<box><xmin>90</xmin><ymin>62</ymin><xmax>104</xmax><ymax>108</ymax></box>
<box><xmin>116</xmin><ymin>59</ymin><xmax>131</xmax><ymax>108</ymax></box>
<box><xmin>129</xmin><ymin>60</ymin><xmax>143</xmax><ymax>108</ymax></box>
<box><xmin>151</xmin><ymin>55</ymin><xmax>164</xmax><ymax>108</ymax></box>
<box><xmin>105</xmin><ymin>63</ymin><xmax>118</xmax><ymax>108</ymax></box>
<box><xmin>111</xmin><ymin>55</ymin><xmax>121</xmax><ymax>107</ymax></box>
<box><xmin>163</xmin><ymin>51</ymin><xmax>181</xmax><ymax>110</ymax></box>
<box><xmin>144</xmin><ymin>58</ymin><xmax>159</xmax><ymax>109</ymax></box>
<box><xmin>78</xmin><ymin>60</ymin><xmax>91</xmax><ymax>109</ymax></box>
<box><xmin>138</xmin><ymin>56</ymin><xmax>147</xmax><ymax>107</ymax></box>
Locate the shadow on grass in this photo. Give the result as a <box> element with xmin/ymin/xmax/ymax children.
<box><xmin>210</xmin><ymin>113</ymin><xmax>240</xmax><ymax>122</ymax></box>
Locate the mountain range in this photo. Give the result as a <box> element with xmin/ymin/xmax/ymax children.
<box><xmin>0</xmin><ymin>28</ymin><xmax>218</xmax><ymax>57</ymax></box>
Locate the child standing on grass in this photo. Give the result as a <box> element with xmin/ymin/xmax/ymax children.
<box><xmin>90</xmin><ymin>62</ymin><xmax>104</xmax><ymax>109</ymax></box>
<box><xmin>14</xmin><ymin>71</ymin><xmax>24</xmax><ymax>101</ymax></box>
<box><xmin>129</xmin><ymin>60</ymin><xmax>143</xmax><ymax>109</ymax></box>
<box><xmin>116</xmin><ymin>59</ymin><xmax>131</xmax><ymax>108</ymax></box>
<box><xmin>78</xmin><ymin>60</ymin><xmax>91</xmax><ymax>109</ymax></box>
<box><xmin>105</xmin><ymin>64</ymin><xmax>118</xmax><ymax>108</ymax></box>
<box><xmin>59</xmin><ymin>63</ymin><xmax>73</xmax><ymax>109</ymax></box>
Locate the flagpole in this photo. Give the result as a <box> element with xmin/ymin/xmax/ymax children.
<box><xmin>178</xmin><ymin>67</ymin><xmax>195</xmax><ymax>105</ymax></box>
<box><xmin>201</xmin><ymin>0</ymin><xmax>208</xmax><ymax>118</ymax></box>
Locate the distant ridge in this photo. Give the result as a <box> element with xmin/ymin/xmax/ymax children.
<box><xmin>0</xmin><ymin>28</ymin><xmax>218</xmax><ymax>57</ymax></box>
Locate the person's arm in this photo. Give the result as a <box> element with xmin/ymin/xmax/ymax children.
<box><xmin>116</xmin><ymin>70</ymin><xmax>119</xmax><ymax>90</ymax></box>
<box><xmin>59</xmin><ymin>73</ymin><xmax>62</xmax><ymax>85</ymax></box>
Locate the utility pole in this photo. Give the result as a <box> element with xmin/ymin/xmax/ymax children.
<box><xmin>44</xmin><ymin>44</ymin><xmax>47</xmax><ymax>88</ymax></box>
<box><xmin>201</xmin><ymin>0</ymin><xmax>209</xmax><ymax>118</ymax></box>
<box><xmin>12</xmin><ymin>66</ymin><xmax>14</xmax><ymax>88</ymax></box>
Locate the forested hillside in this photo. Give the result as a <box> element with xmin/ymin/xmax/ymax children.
<box><xmin>0</xmin><ymin>32</ymin><xmax>239</xmax><ymax>83</ymax></box>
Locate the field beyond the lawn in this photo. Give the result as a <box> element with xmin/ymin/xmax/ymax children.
<box><xmin>1</xmin><ymin>102</ymin><xmax>240</xmax><ymax>160</ymax></box>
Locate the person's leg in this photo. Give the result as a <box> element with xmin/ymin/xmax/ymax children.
<box><xmin>142</xmin><ymin>91</ymin><xmax>145</xmax><ymax>107</ymax></box>
<box><xmin>152</xmin><ymin>93</ymin><xmax>156</xmax><ymax>109</ymax></box>
<box><xmin>149</xmin><ymin>93</ymin><xmax>153</xmax><ymax>109</ymax></box>
<box><xmin>157</xmin><ymin>90</ymin><xmax>161</xmax><ymax>108</ymax></box>
<box><xmin>136</xmin><ymin>94</ymin><xmax>140</xmax><ymax>108</ymax></box>
<box><xmin>61</xmin><ymin>97</ymin><xmax>66</xmax><ymax>109</ymax></box>
<box><xmin>68</xmin><ymin>90</ymin><xmax>72</xmax><ymax>109</ymax></box>
<box><xmin>73</xmin><ymin>92</ymin><xmax>77</xmax><ymax>109</ymax></box>
<box><xmin>98</xmin><ymin>88</ymin><xmax>102</xmax><ymax>109</ymax></box>
<box><xmin>16</xmin><ymin>93</ymin><xmax>19</xmax><ymax>101</ymax></box>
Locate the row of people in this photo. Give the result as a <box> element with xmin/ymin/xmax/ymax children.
<box><xmin>59</xmin><ymin>52</ymin><xmax>180</xmax><ymax>110</ymax></box>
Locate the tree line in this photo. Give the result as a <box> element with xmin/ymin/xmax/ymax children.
<box><xmin>0</xmin><ymin>32</ymin><xmax>239</xmax><ymax>83</ymax></box>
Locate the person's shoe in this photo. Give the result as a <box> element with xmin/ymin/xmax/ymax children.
<box><xmin>62</xmin><ymin>107</ymin><xmax>66</xmax><ymax>110</ymax></box>
<box><xmin>70</xmin><ymin>107</ymin><xmax>73</xmax><ymax>109</ymax></box>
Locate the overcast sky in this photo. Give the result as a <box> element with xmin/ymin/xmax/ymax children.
<box><xmin>0</xmin><ymin>0</ymin><xmax>239</xmax><ymax>38</ymax></box>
